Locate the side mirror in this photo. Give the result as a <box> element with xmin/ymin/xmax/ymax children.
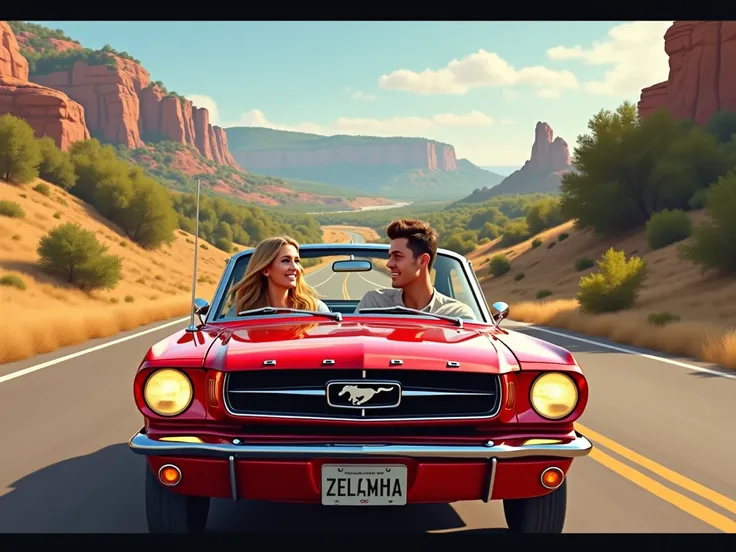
<box><xmin>491</xmin><ymin>301</ymin><xmax>509</xmax><ymax>326</ymax></box>
<box><xmin>193</xmin><ymin>298</ymin><xmax>210</xmax><ymax>324</ymax></box>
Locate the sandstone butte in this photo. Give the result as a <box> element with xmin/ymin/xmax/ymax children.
<box><xmin>638</xmin><ymin>21</ymin><xmax>736</xmax><ymax>125</ymax></box>
<box><xmin>0</xmin><ymin>21</ymin><xmax>90</xmax><ymax>150</ymax></box>
<box><xmin>0</xmin><ymin>21</ymin><xmax>239</xmax><ymax>169</ymax></box>
<box><xmin>470</xmin><ymin>121</ymin><xmax>572</xmax><ymax>199</ymax></box>
<box><xmin>230</xmin><ymin>138</ymin><xmax>459</xmax><ymax>173</ymax></box>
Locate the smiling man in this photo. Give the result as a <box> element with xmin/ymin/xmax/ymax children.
<box><xmin>356</xmin><ymin>218</ymin><xmax>475</xmax><ymax>319</ymax></box>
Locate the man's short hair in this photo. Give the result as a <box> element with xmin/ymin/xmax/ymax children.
<box><xmin>386</xmin><ymin>218</ymin><xmax>438</xmax><ymax>268</ymax></box>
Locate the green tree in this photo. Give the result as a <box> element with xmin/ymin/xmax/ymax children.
<box><xmin>678</xmin><ymin>172</ymin><xmax>736</xmax><ymax>274</ymax></box>
<box><xmin>120</xmin><ymin>176</ymin><xmax>178</xmax><ymax>248</ymax></box>
<box><xmin>0</xmin><ymin>114</ymin><xmax>42</xmax><ymax>184</ymax></box>
<box><xmin>36</xmin><ymin>136</ymin><xmax>77</xmax><ymax>189</ymax></box>
<box><xmin>705</xmin><ymin>109</ymin><xmax>736</xmax><ymax>143</ymax></box>
<box><xmin>526</xmin><ymin>197</ymin><xmax>565</xmax><ymax>235</ymax></box>
<box><xmin>37</xmin><ymin>222</ymin><xmax>123</xmax><ymax>291</ymax></box>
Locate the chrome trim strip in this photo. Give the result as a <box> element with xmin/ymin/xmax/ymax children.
<box><xmin>228</xmin><ymin>455</ymin><xmax>237</xmax><ymax>501</ymax></box>
<box><xmin>482</xmin><ymin>458</ymin><xmax>497</xmax><ymax>503</ymax></box>
<box><xmin>226</xmin><ymin>389</ymin><xmax>494</xmax><ymax>397</ymax></box>
<box><xmin>222</xmin><ymin>373</ymin><xmax>502</xmax><ymax>422</ymax></box>
<box><xmin>129</xmin><ymin>430</ymin><xmax>593</xmax><ymax>460</ymax></box>
<box><xmin>206</xmin><ymin>244</ymin><xmax>494</xmax><ymax>325</ymax></box>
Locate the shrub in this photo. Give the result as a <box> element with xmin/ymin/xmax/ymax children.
<box><xmin>36</xmin><ymin>222</ymin><xmax>123</xmax><ymax>291</ymax></box>
<box><xmin>0</xmin><ymin>274</ymin><xmax>25</xmax><ymax>290</ymax></box>
<box><xmin>499</xmin><ymin>221</ymin><xmax>531</xmax><ymax>247</ymax></box>
<box><xmin>536</xmin><ymin>289</ymin><xmax>553</xmax><ymax>299</ymax></box>
<box><xmin>125</xmin><ymin>295</ymin><xmax>135</xmax><ymax>302</ymax></box>
<box><xmin>648</xmin><ymin>312</ymin><xmax>681</xmax><ymax>326</ymax></box>
<box><xmin>33</xmin><ymin>182</ymin><xmax>51</xmax><ymax>196</ymax></box>
<box><xmin>678</xmin><ymin>172</ymin><xmax>736</xmax><ymax>274</ymax></box>
<box><xmin>558</xmin><ymin>232</ymin><xmax>569</xmax><ymax>242</ymax></box>
<box><xmin>531</xmin><ymin>238</ymin><xmax>542</xmax><ymax>249</ymax></box>
<box><xmin>0</xmin><ymin>200</ymin><xmax>24</xmax><ymax>218</ymax></box>
<box><xmin>547</xmin><ymin>241</ymin><xmax>556</xmax><ymax>249</ymax></box>
<box><xmin>575</xmin><ymin>257</ymin><xmax>594</xmax><ymax>271</ymax></box>
<box><xmin>36</xmin><ymin>136</ymin><xmax>77</xmax><ymax>189</ymax></box>
<box><xmin>577</xmin><ymin>248</ymin><xmax>647</xmax><ymax>314</ymax></box>
<box><xmin>645</xmin><ymin>209</ymin><xmax>691</xmax><ymax>250</ymax></box>
<box><xmin>488</xmin><ymin>254</ymin><xmax>511</xmax><ymax>277</ymax></box>
<box><xmin>514</xmin><ymin>272</ymin><xmax>525</xmax><ymax>281</ymax></box>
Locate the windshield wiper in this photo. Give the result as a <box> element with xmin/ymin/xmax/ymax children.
<box><xmin>237</xmin><ymin>306</ymin><xmax>342</xmax><ymax>322</ymax></box>
<box><xmin>357</xmin><ymin>306</ymin><xmax>464</xmax><ymax>328</ymax></box>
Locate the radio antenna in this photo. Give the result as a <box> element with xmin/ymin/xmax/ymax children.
<box><xmin>185</xmin><ymin>177</ymin><xmax>201</xmax><ymax>332</ymax></box>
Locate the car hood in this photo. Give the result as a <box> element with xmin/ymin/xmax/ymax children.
<box><xmin>203</xmin><ymin>318</ymin><xmax>517</xmax><ymax>374</ymax></box>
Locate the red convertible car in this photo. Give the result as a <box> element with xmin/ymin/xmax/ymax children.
<box><xmin>128</xmin><ymin>242</ymin><xmax>592</xmax><ymax>533</ymax></box>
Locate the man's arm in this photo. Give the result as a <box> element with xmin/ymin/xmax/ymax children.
<box><xmin>438</xmin><ymin>300</ymin><xmax>477</xmax><ymax>320</ymax></box>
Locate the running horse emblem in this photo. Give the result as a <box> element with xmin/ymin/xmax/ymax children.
<box><xmin>338</xmin><ymin>385</ymin><xmax>394</xmax><ymax>405</ymax></box>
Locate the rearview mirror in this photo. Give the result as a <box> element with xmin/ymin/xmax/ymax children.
<box><xmin>332</xmin><ymin>259</ymin><xmax>373</xmax><ymax>272</ymax></box>
<box><xmin>491</xmin><ymin>301</ymin><xmax>509</xmax><ymax>326</ymax></box>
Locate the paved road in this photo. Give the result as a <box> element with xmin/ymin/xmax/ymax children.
<box><xmin>1</xmin><ymin>270</ymin><xmax>735</xmax><ymax>532</ymax></box>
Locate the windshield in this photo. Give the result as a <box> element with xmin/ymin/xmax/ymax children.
<box><xmin>210</xmin><ymin>247</ymin><xmax>487</xmax><ymax>323</ymax></box>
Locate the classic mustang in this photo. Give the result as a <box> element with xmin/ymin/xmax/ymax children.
<box><xmin>128</xmin><ymin>242</ymin><xmax>592</xmax><ymax>533</ymax></box>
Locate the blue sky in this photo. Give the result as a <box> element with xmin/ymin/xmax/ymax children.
<box><xmin>33</xmin><ymin>20</ymin><xmax>673</xmax><ymax>169</ymax></box>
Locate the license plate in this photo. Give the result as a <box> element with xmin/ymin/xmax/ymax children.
<box><xmin>321</xmin><ymin>464</ymin><xmax>407</xmax><ymax>506</ymax></box>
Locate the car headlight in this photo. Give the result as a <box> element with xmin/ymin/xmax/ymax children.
<box><xmin>530</xmin><ymin>372</ymin><xmax>578</xmax><ymax>420</ymax></box>
<box><xmin>143</xmin><ymin>369</ymin><xmax>193</xmax><ymax>416</ymax></box>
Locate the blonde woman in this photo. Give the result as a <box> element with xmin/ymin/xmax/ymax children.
<box><xmin>228</xmin><ymin>236</ymin><xmax>329</xmax><ymax>316</ymax></box>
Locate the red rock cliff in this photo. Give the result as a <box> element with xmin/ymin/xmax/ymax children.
<box><xmin>0</xmin><ymin>21</ymin><xmax>89</xmax><ymax>150</ymax></box>
<box><xmin>31</xmin><ymin>59</ymin><xmax>239</xmax><ymax>168</ymax></box>
<box><xmin>638</xmin><ymin>21</ymin><xmax>736</xmax><ymax>125</ymax></box>
<box><xmin>231</xmin><ymin>140</ymin><xmax>458</xmax><ymax>172</ymax></box>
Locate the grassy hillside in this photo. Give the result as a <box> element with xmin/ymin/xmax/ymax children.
<box><xmin>470</xmin><ymin>212</ymin><xmax>736</xmax><ymax>369</ymax></box>
<box><xmin>225</xmin><ymin>127</ymin><xmax>505</xmax><ymax>201</ymax></box>
<box><xmin>0</xmin><ymin>178</ymin><xmax>231</xmax><ymax>364</ymax></box>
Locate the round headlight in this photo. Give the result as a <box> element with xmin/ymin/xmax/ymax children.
<box><xmin>143</xmin><ymin>369</ymin><xmax>193</xmax><ymax>416</ymax></box>
<box><xmin>530</xmin><ymin>372</ymin><xmax>578</xmax><ymax>420</ymax></box>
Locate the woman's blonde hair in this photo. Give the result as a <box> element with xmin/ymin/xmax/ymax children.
<box><xmin>229</xmin><ymin>236</ymin><xmax>320</xmax><ymax>314</ymax></box>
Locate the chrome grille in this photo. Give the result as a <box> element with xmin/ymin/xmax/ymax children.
<box><xmin>223</xmin><ymin>369</ymin><xmax>501</xmax><ymax>421</ymax></box>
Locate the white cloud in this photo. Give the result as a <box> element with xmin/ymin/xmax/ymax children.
<box><xmin>501</xmin><ymin>117</ymin><xmax>515</xmax><ymax>125</ymax></box>
<box><xmin>377</xmin><ymin>49</ymin><xmax>579</xmax><ymax>96</ymax></box>
<box><xmin>184</xmin><ymin>94</ymin><xmax>220</xmax><ymax>125</ymax></box>
<box><xmin>345</xmin><ymin>86</ymin><xmax>376</xmax><ymax>101</ymax></box>
<box><xmin>220</xmin><ymin>107</ymin><xmax>494</xmax><ymax>137</ymax></box>
<box><xmin>546</xmin><ymin>21</ymin><xmax>673</xmax><ymax>97</ymax></box>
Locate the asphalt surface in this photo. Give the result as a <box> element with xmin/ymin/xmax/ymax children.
<box><xmin>1</xmin><ymin>236</ymin><xmax>735</xmax><ymax>532</ymax></box>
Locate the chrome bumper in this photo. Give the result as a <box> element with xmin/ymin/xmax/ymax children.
<box><xmin>128</xmin><ymin>430</ymin><xmax>593</xmax><ymax>460</ymax></box>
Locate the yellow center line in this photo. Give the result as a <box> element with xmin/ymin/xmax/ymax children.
<box><xmin>587</xmin><ymin>446</ymin><xmax>736</xmax><ymax>533</ymax></box>
<box><xmin>342</xmin><ymin>273</ymin><xmax>350</xmax><ymax>300</ymax></box>
<box><xmin>576</xmin><ymin>422</ymin><xmax>736</xmax><ymax>516</ymax></box>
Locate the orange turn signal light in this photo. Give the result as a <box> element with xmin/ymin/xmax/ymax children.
<box><xmin>158</xmin><ymin>464</ymin><xmax>182</xmax><ymax>486</ymax></box>
<box><xmin>540</xmin><ymin>467</ymin><xmax>564</xmax><ymax>490</ymax></box>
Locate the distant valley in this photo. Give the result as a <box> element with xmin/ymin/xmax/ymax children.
<box><xmin>225</xmin><ymin>127</ymin><xmax>506</xmax><ymax>202</ymax></box>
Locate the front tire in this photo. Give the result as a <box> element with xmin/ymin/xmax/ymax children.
<box><xmin>502</xmin><ymin>480</ymin><xmax>567</xmax><ymax>533</ymax></box>
<box><xmin>145</xmin><ymin>465</ymin><xmax>210</xmax><ymax>533</ymax></box>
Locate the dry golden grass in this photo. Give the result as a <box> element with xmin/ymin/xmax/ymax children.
<box><xmin>472</xmin><ymin>211</ymin><xmax>736</xmax><ymax>369</ymax></box>
<box><xmin>0</xmin><ymin>179</ymin><xmax>232</xmax><ymax>364</ymax></box>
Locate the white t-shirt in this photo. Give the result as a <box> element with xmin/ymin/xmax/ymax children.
<box><xmin>356</xmin><ymin>288</ymin><xmax>475</xmax><ymax>319</ymax></box>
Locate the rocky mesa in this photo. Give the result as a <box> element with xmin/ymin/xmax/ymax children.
<box><xmin>0</xmin><ymin>21</ymin><xmax>90</xmax><ymax>150</ymax></box>
<box><xmin>229</xmin><ymin>133</ymin><xmax>458</xmax><ymax>173</ymax></box>
<box><xmin>638</xmin><ymin>21</ymin><xmax>736</xmax><ymax>125</ymax></box>
<box><xmin>2</xmin><ymin>21</ymin><xmax>238</xmax><ymax>169</ymax></box>
<box><xmin>456</xmin><ymin>121</ymin><xmax>572</xmax><ymax>203</ymax></box>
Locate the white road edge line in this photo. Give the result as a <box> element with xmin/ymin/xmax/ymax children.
<box><xmin>509</xmin><ymin>321</ymin><xmax>736</xmax><ymax>381</ymax></box>
<box><xmin>0</xmin><ymin>316</ymin><xmax>190</xmax><ymax>385</ymax></box>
